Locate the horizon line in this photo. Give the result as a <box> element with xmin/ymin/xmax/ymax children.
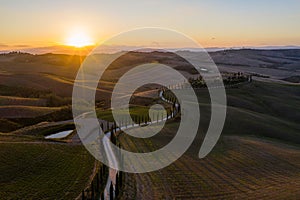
<box><xmin>1</xmin><ymin>44</ymin><xmax>300</xmax><ymax>56</ymax></box>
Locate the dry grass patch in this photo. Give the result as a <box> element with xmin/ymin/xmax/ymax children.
<box><xmin>0</xmin><ymin>106</ymin><xmax>62</xmax><ymax>118</ymax></box>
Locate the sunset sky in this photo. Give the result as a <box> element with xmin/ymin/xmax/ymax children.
<box><xmin>1</xmin><ymin>0</ymin><xmax>300</xmax><ymax>51</ymax></box>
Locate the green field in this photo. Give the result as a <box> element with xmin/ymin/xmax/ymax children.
<box><xmin>99</xmin><ymin>81</ymin><xmax>300</xmax><ymax>144</ymax></box>
<box><xmin>0</xmin><ymin>106</ymin><xmax>62</xmax><ymax>119</ymax></box>
<box><xmin>117</xmin><ymin>80</ymin><xmax>300</xmax><ymax>199</ymax></box>
<box><xmin>0</xmin><ymin>84</ymin><xmax>73</xmax><ymax>133</ymax></box>
<box><xmin>195</xmin><ymin>81</ymin><xmax>300</xmax><ymax>144</ymax></box>
<box><xmin>96</xmin><ymin>100</ymin><xmax>170</xmax><ymax>123</ymax></box>
<box><xmin>0</xmin><ymin>143</ymin><xmax>95</xmax><ymax>200</ymax></box>
<box><xmin>119</xmin><ymin>121</ymin><xmax>300</xmax><ymax>199</ymax></box>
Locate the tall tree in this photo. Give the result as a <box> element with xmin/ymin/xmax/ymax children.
<box><xmin>82</xmin><ymin>190</ymin><xmax>85</xmax><ymax>200</ymax></box>
<box><xmin>115</xmin><ymin>173</ymin><xmax>119</xmax><ymax>197</ymax></box>
<box><xmin>110</xmin><ymin>181</ymin><xmax>114</xmax><ymax>200</ymax></box>
<box><xmin>91</xmin><ymin>181</ymin><xmax>95</xmax><ymax>200</ymax></box>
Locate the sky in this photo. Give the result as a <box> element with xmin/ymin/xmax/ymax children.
<box><xmin>1</xmin><ymin>0</ymin><xmax>300</xmax><ymax>51</ymax></box>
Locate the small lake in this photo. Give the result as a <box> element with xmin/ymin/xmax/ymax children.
<box><xmin>45</xmin><ymin>130</ymin><xmax>73</xmax><ymax>139</ymax></box>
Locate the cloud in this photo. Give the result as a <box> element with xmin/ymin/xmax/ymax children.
<box><xmin>13</xmin><ymin>44</ymin><xmax>31</xmax><ymax>48</ymax></box>
<box><xmin>0</xmin><ymin>44</ymin><xmax>32</xmax><ymax>50</ymax></box>
<box><xmin>0</xmin><ymin>44</ymin><xmax>9</xmax><ymax>47</ymax></box>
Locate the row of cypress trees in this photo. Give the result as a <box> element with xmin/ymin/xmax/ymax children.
<box><xmin>81</xmin><ymin>164</ymin><xmax>108</xmax><ymax>200</ymax></box>
<box><xmin>82</xmin><ymin>87</ymin><xmax>180</xmax><ymax>200</ymax></box>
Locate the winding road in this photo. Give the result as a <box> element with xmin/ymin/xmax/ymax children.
<box><xmin>101</xmin><ymin>89</ymin><xmax>177</xmax><ymax>200</ymax></box>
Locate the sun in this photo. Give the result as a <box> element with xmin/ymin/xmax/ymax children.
<box><xmin>65</xmin><ymin>30</ymin><xmax>94</xmax><ymax>48</ymax></box>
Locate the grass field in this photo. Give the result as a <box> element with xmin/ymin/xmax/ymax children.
<box><xmin>117</xmin><ymin>80</ymin><xmax>300</xmax><ymax>199</ymax></box>
<box><xmin>0</xmin><ymin>106</ymin><xmax>62</xmax><ymax>118</ymax></box>
<box><xmin>0</xmin><ymin>83</ymin><xmax>73</xmax><ymax>132</ymax></box>
<box><xmin>98</xmin><ymin>81</ymin><xmax>300</xmax><ymax>144</ymax></box>
<box><xmin>11</xmin><ymin>122</ymin><xmax>75</xmax><ymax>138</ymax></box>
<box><xmin>118</xmin><ymin>122</ymin><xmax>300</xmax><ymax>199</ymax></box>
<box><xmin>96</xmin><ymin>106</ymin><xmax>159</xmax><ymax>122</ymax></box>
<box><xmin>96</xmin><ymin>93</ymin><xmax>170</xmax><ymax>123</ymax></box>
<box><xmin>0</xmin><ymin>143</ymin><xmax>95</xmax><ymax>200</ymax></box>
<box><xmin>194</xmin><ymin>81</ymin><xmax>300</xmax><ymax>144</ymax></box>
<box><xmin>0</xmin><ymin>95</ymin><xmax>46</xmax><ymax>106</ymax></box>
<box><xmin>0</xmin><ymin>106</ymin><xmax>73</xmax><ymax>133</ymax></box>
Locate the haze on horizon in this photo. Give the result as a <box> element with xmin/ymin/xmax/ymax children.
<box><xmin>1</xmin><ymin>0</ymin><xmax>300</xmax><ymax>53</ymax></box>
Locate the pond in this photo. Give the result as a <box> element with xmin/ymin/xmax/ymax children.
<box><xmin>45</xmin><ymin>130</ymin><xmax>73</xmax><ymax>139</ymax></box>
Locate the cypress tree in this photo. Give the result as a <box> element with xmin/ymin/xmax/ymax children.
<box><xmin>100</xmin><ymin>123</ymin><xmax>104</xmax><ymax>132</ymax></box>
<box><xmin>101</xmin><ymin>191</ymin><xmax>104</xmax><ymax>200</ymax></box>
<box><xmin>110</xmin><ymin>182</ymin><xmax>114</xmax><ymax>200</ymax></box>
<box><xmin>100</xmin><ymin>168</ymin><xmax>103</xmax><ymax>184</ymax></box>
<box><xmin>119</xmin><ymin>171</ymin><xmax>123</xmax><ymax>187</ymax></box>
<box><xmin>111</xmin><ymin>129</ymin><xmax>116</xmax><ymax>145</ymax></box>
<box><xmin>102</xmin><ymin>165</ymin><xmax>106</xmax><ymax>178</ymax></box>
<box><xmin>91</xmin><ymin>181</ymin><xmax>94</xmax><ymax>200</ymax></box>
<box><xmin>96</xmin><ymin>173</ymin><xmax>100</xmax><ymax>192</ymax></box>
<box><xmin>82</xmin><ymin>190</ymin><xmax>85</xmax><ymax>200</ymax></box>
<box><xmin>115</xmin><ymin>173</ymin><xmax>119</xmax><ymax>197</ymax></box>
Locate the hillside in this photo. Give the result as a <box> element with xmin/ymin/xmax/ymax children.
<box><xmin>118</xmin><ymin>80</ymin><xmax>300</xmax><ymax>199</ymax></box>
<box><xmin>0</xmin><ymin>143</ymin><xmax>95</xmax><ymax>199</ymax></box>
<box><xmin>210</xmin><ymin>49</ymin><xmax>300</xmax><ymax>71</ymax></box>
<box><xmin>0</xmin><ymin>49</ymin><xmax>299</xmax><ymax>98</ymax></box>
<box><xmin>119</xmin><ymin>133</ymin><xmax>300</xmax><ymax>199</ymax></box>
<box><xmin>0</xmin><ymin>50</ymin><xmax>299</xmax><ymax>199</ymax></box>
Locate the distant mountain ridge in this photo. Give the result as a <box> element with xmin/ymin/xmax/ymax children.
<box><xmin>1</xmin><ymin>45</ymin><xmax>300</xmax><ymax>55</ymax></box>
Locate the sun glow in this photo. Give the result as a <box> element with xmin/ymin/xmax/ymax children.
<box><xmin>65</xmin><ymin>30</ymin><xmax>94</xmax><ymax>48</ymax></box>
